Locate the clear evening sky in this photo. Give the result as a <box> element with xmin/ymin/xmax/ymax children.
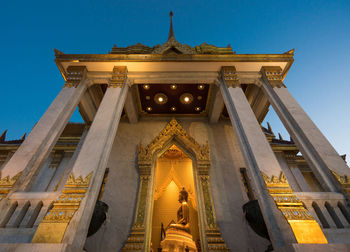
<box><xmin>1</xmin><ymin>1</ymin><xmax>349</xmax><ymax>160</ymax></box>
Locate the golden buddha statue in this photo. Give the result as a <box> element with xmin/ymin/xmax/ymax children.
<box><xmin>161</xmin><ymin>187</ymin><xmax>197</xmax><ymax>252</ymax></box>
<box><xmin>170</xmin><ymin>187</ymin><xmax>190</xmax><ymax>233</ymax></box>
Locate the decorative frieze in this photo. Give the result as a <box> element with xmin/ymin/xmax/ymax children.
<box><xmin>32</xmin><ymin>172</ymin><xmax>92</xmax><ymax>243</ymax></box>
<box><xmin>261</xmin><ymin>66</ymin><xmax>285</xmax><ymax>88</ymax></box>
<box><xmin>138</xmin><ymin>118</ymin><xmax>210</xmax><ymax>168</ymax></box>
<box><xmin>110</xmin><ymin>66</ymin><xmax>127</xmax><ymax>88</ymax></box>
<box><xmin>200</xmin><ymin>176</ymin><xmax>216</xmax><ymax>228</ymax></box>
<box><xmin>64</xmin><ymin>66</ymin><xmax>87</xmax><ymax>88</ymax></box>
<box><xmin>220</xmin><ymin>66</ymin><xmax>239</xmax><ymax>88</ymax></box>
<box><xmin>261</xmin><ymin>171</ymin><xmax>327</xmax><ymax>244</ymax></box>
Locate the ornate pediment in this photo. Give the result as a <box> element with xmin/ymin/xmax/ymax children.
<box><xmin>110</xmin><ymin>12</ymin><xmax>233</xmax><ymax>55</ymax></box>
<box><xmin>152</xmin><ymin>36</ymin><xmax>195</xmax><ymax>55</ymax></box>
<box><xmin>138</xmin><ymin>119</ymin><xmax>210</xmax><ymax>164</ymax></box>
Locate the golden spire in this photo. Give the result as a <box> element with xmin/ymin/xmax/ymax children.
<box><xmin>168</xmin><ymin>11</ymin><xmax>175</xmax><ymax>41</ymax></box>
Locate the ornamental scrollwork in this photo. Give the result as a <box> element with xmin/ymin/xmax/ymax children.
<box><xmin>138</xmin><ymin>118</ymin><xmax>210</xmax><ymax>168</ymax></box>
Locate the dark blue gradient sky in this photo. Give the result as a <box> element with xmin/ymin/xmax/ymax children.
<box><xmin>1</xmin><ymin>0</ymin><xmax>349</xmax><ymax>159</ymax></box>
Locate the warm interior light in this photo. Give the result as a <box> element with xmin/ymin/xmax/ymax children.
<box><xmin>146</xmin><ymin>107</ymin><xmax>152</xmax><ymax>111</ymax></box>
<box><xmin>184</xmin><ymin>97</ymin><xmax>189</xmax><ymax>102</ymax></box>
<box><xmin>195</xmin><ymin>107</ymin><xmax>201</xmax><ymax>111</ymax></box>
<box><xmin>170</xmin><ymin>84</ymin><xmax>177</xmax><ymax>90</ymax></box>
<box><xmin>158</xmin><ymin>97</ymin><xmax>164</xmax><ymax>102</ymax></box>
<box><xmin>198</xmin><ymin>84</ymin><xmax>204</xmax><ymax>90</ymax></box>
<box><xmin>171</xmin><ymin>106</ymin><xmax>176</xmax><ymax>111</ymax></box>
<box><xmin>143</xmin><ymin>84</ymin><xmax>150</xmax><ymax>90</ymax></box>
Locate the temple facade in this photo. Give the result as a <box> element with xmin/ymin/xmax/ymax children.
<box><xmin>0</xmin><ymin>13</ymin><xmax>350</xmax><ymax>252</ymax></box>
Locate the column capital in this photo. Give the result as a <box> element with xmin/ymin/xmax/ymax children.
<box><xmin>109</xmin><ymin>66</ymin><xmax>128</xmax><ymax>88</ymax></box>
<box><xmin>260</xmin><ymin>66</ymin><xmax>286</xmax><ymax>88</ymax></box>
<box><xmin>64</xmin><ymin>66</ymin><xmax>87</xmax><ymax>88</ymax></box>
<box><xmin>220</xmin><ymin>66</ymin><xmax>240</xmax><ymax>88</ymax></box>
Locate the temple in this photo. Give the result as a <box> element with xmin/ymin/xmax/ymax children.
<box><xmin>0</xmin><ymin>12</ymin><xmax>350</xmax><ymax>252</ymax></box>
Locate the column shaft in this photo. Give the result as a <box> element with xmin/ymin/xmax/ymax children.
<box><xmin>259</xmin><ymin>70</ymin><xmax>349</xmax><ymax>192</ymax></box>
<box><xmin>219</xmin><ymin>79</ymin><xmax>296</xmax><ymax>248</ymax></box>
<box><xmin>1</xmin><ymin>77</ymin><xmax>89</xmax><ymax>190</ymax></box>
<box><xmin>62</xmin><ymin>82</ymin><xmax>128</xmax><ymax>247</ymax></box>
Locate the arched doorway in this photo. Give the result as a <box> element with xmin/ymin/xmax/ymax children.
<box><xmin>151</xmin><ymin>144</ymin><xmax>200</xmax><ymax>251</ymax></box>
<box><xmin>122</xmin><ymin>119</ymin><xmax>229</xmax><ymax>252</ymax></box>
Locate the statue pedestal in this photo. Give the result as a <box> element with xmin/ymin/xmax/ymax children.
<box><xmin>160</xmin><ymin>227</ymin><xmax>197</xmax><ymax>252</ymax></box>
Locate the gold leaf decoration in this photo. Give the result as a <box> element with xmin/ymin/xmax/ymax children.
<box><xmin>0</xmin><ymin>171</ymin><xmax>22</xmax><ymax>201</ymax></box>
<box><xmin>221</xmin><ymin>66</ymin><xmax>239</xmax><ymax>88</ymax></box>
<box><xmin>261</xmin><ymin>171</ymin><xmax>327</xmax><ymax>243</ymax></box>
<box><xmin>32</xmin><ymin>172</ymin><xmax>93</xmax><ymax>243</ymax></box>
<box><xmin>138</xmin><ymin>118</ymin><xmax>210</xmax><ymax>167</ymax></box>
<box><xmin>110</xmin><ymin>66</ymin><xmax>127</xmax><ymax>88</ymax></box>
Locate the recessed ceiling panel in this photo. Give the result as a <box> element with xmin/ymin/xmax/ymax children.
<box><xmin>138</xmin><ymin>84</ymin><xmax>210</xmax><ymax>115</ymax></box>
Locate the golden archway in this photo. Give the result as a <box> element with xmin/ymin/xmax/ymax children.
<box><xmin>122</xmin><ymin>119</ymin><xmax>229</xmax><ymax>252</ymax></box>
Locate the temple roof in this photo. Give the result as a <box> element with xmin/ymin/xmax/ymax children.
<box><xmin>109</xmin><ymin>12</ymin><xmax>234</xmax><ymax>55</ymax></box>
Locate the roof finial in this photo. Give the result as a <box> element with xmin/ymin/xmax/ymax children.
<box><xmin>168</xmin><ymin>11</ymin><xmax>175</xmax><ymax>41</ymax></box>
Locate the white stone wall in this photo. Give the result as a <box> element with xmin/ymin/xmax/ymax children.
<box><xmin>84</xmin><ymin>118</ymin><xmax>269</xmax><ymax>252</ymax></box>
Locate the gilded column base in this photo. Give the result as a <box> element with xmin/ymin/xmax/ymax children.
<box><xmin>32</xmin><ymin>172</ymin><xmax>92</xmax><ymax>243</ymax></box>
<box><xmin>262</xmin><ymin>172</ymin><xmax>327</xmax><ymax>244</ymax></box>
<box><xmin>121</xmin><ymin>227</ymin><xmax>145</xmax><ymax>251</ymax></box>
<box><xmin>206</xmin><ymin>228</ymin><xmax>229</xmax><ymax>251</ymax></box>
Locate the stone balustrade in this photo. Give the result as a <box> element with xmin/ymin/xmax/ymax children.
<box><xmin>0</xmin><ymin>192</ymin><xmax>58</xmax><ymax>243</ymax></box>
<box><xmin>295</xmin><ymin>192</ymin><xmax>350</xmax><ymax>243</ymax></box>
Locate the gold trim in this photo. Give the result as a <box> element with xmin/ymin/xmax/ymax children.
<box><xmin>331</xmin><ymin>170</ymin><xmax>350</xmax><ymax>197</ymax></box>
<box><xmin>63</xmin><ymin>66</ymin><xmax>87</xmax><ymax>88</ymax></box>
<box><xmin>32</xmin><ymin>172</ymin><xmax>93</xmax><ymax>243</ymax></box>
<box><xmin>261</xmin><ymin>171</ymin><xmax>327</xmax><ymax>244</ymax></box>
<box><xmin>110</xmin><ymin>66</ymin><xmax>127</xmax><ymax>88</ymax></box>
<box><xmin>221</xmin><ymin>66</ymin><xmax>239</xmax><ymax>88</ymax></box>
<box><xmin>0</xmin><ymin>171</ymin><xmax>22</xmax><ymax>201</ymax></box>
<box><xmin>261</xmin><ymin>66</ymin><xmax>286</xmax><ymax>88</ymax></box>
<box><xmin>138</xmin><ymin>118</ymin><xmax>210</xmax><ymax>169</ymax></box>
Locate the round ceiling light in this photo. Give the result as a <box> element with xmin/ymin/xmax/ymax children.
<box><xmin>180</xmin><ymin>93</ymin><xmax>194</xmax><ymax>104</ymax></box>
<box><xmin>154</xmin><ymin>93</ymin><xmax>168</xmax><ymax>105</ymax></box>
<box><xmin>171</xmin><ymin>106</ymin><xmax>177</xmax><ymax>112</ymax></box>
<box><xmin>195</xmin><ymin>107</ymin><xmax>201</xmax><ymax>111</ymax></box>
<box><xmin>146</xmin><ymin>107</ymin><xmax>152</xmax><ymax>111</ymax></box>
<box><xmin>143</xmin><ymin>84</ymin><xmax>150</xmax><ymax>90</ymax></box>
<box><xmin>197</xmin><ymin>84</ymin><xmax>205</xmax><ymax>90</ymax></box>
<box><xmin>170</xmin><ymin>84</ymin><xmax>177</xmax><ymax>90</ymax></box>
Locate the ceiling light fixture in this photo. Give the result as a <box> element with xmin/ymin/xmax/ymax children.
<box><xmin>180</xmin><ymin>93</ymin><xmax>193</xmax><ymax>104</ymax></box>
<box><xmin>143</xmin><ymin>84</ymin><xmax>150</xmax><ymax>90</ymax></box>
<box><xmin>154</xmin><ymin>93</ymin><xmax>168</xmax><ymax>105</ymax></box>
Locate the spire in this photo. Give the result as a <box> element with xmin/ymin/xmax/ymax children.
<box><xmin>168</xmin><ymin>11</ymin><xmax>175</xmax><ymax>41</ymax></box>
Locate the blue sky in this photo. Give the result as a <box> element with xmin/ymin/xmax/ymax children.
<box><xmin>1</xmin><ymin>0</ymin><xmax>349</xmax><ymax>159</ymax></box>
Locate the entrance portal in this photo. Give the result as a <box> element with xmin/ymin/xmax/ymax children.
<box><xmin>151</xmin><ymin>145</ymin><xmax>200</xmax><ymax>251</ymax></box>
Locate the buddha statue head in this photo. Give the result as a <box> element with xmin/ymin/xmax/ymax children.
<box><xmin>179</xmin><ymin>187</ymin><xmax>189</xmax><ymax>203</ymax></box>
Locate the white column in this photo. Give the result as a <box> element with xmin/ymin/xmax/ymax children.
<box><xmin>1</xmin><ymin>66</ymin><xmax>89</xmax><ymax>190</ymax></box>
<box><xmin>208</xmin><ymin>85</ymin><xmax>224</xmax><ymax>123</ymax></box>
<box><xmin>290</xmin><ymin>167</ymin><xmax>311</xmax><ymax>192</ymax></box>
<box><xmin>219</xmin><ymin>67</ymin><xmax>296</xmax><ymax>249</ymax></box>
<box><xmin>61</xmin><ymin>68</ymin><xmax>129</xmax><ymax>248</ymax></box>
<box><xmin>259</xmin><ymin>66</ymin><xmax>349</xmax><ymax>193</ymax></box>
